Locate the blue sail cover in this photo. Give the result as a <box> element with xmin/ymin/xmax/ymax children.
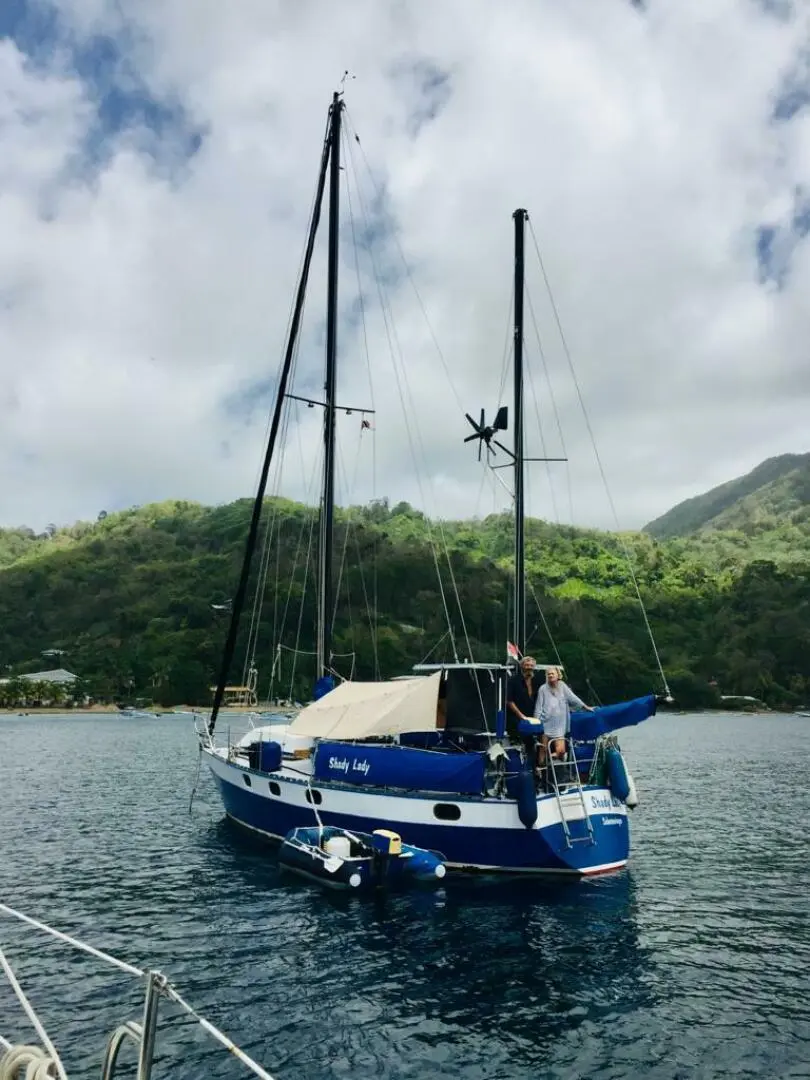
<box><xmin>570</xmin><ymin>694</ymin><xmax>658</xmax><ymax>741</ymax></box>
<box><xmin>313</xmin><ymin>741</ymin><xmax>486</xmax><ymax>794</ymax></box>
<box><xmin>313</xmin><ymin>675</ymin><xmax>336</xmax><ymax>701</ymax></box>
<box><xmin>570</xmin><ymin>694</ymin><xmax>657</xmax><ymax>775</ymax></box>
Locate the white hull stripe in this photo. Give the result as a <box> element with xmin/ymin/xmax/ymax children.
<box><xmin>205</xmin><ymin>749</ymin><xmax>627</xmax><ymax>832</ymax></box>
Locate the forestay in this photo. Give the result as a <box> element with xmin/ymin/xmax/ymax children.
<box><xmin>288</xmin><ymin>672</ymin><xmax>442</xmax><ymax>740</ymax></box>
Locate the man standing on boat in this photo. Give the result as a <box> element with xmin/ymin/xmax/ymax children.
<box><xmin>506</xmin><ymin>655</ymin><xmax>541</xmax><ymax>731</ymax></box>
<box><xmin>507</xmin><ymin>656</ymin><xmax>546</xmax><ymax>777</ymax></box>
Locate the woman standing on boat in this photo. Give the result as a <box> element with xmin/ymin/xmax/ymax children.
<box><xmin>535</xmin><ymin>666</ymin><xmax>593</xmax><ymax>760</ymax></box>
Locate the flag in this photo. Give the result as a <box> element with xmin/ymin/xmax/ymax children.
<box><xmin>506</xmin><ymin>641</ymin><xmax>520</xmax><ymax>661</ymax></box>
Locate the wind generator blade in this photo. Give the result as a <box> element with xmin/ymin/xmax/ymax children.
<box><xmin>465</xmin><ymin>412</ymin><xmax>481</xmax><ymax>432</ymax></box>
<box><xmin>463</xmin><ymin>433</ymin><xmax>480</xmax><ymax>443</ymax></box>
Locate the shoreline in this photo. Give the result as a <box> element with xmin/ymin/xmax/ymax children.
<box><xmin>0</xmin><ymin>706</ymin><xmax>197</xmax><ymax>716</ymax></box>
<box><xmin>0</xmin><ymin>705</ymin><xmax>293</xmax><ymax>716</ymax></box>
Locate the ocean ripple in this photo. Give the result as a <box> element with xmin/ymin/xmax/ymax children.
<box><xmin>1</xmin><ymin>711</ymin><xmax>808</xmax><ymax>1079</ymax></box>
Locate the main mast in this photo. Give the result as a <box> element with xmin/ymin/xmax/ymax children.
<box><xmin>317</xmin><ymin>91</ymin><xmax>343</xmax><ymax>680</ymax></box>
<box><xmin>513</xmin><ymin>208</ymin><xmax>527</xmax><ymax>655</ymax></box>
<box><xmin>206</xmin><ymin>97</ymin><xmax>334</xmax><ymax>737</ymax></box>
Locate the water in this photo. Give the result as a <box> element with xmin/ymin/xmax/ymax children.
<box><xmin>1</xmin><ymin>712</ymin><xmax>809</xmax><ymax>1079</ymax></box>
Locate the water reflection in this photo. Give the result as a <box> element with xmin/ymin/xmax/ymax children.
<box><xmin>193</xmin><ymin>816</ymin><xmax>656</xmax><ymax>1070</ymax></box>
<box><xmin>3</xmin><ymin>713</ymin><xmax>808</xmax><ymax>1080</ymax></box>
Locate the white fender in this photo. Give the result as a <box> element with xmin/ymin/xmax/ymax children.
<box><xmin>625</xmin><ymin>770</ymin><xmax>639</xmax><ymax>809</ymax></box>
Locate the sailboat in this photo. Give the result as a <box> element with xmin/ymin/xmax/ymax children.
<box><xmin>197</xmin><ymin>91</ymin><xmax>664</xmax><ymax>876</ymax></box>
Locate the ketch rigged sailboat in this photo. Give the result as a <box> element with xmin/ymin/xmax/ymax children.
<box><xmin>197</xmin><ymin>90</ymin><xmax>665</xmax><ymax>875</ymax></box>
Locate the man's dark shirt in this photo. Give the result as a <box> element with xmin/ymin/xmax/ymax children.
<box><xmin>506</xmin><ymin>671</ymin><xmax>540</xmax><ymax>736</ymax></box>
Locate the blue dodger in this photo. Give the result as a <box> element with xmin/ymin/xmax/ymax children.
<box><xmin>312</xmin><ymin>741</ymin><xmax>486</xmax><ymax>794</ymax></box>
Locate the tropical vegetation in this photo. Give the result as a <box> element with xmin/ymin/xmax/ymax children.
<box><xmin>0</xmin><ymin>450</ymin><xmax>808</xmax><ymax>712</ymax></box>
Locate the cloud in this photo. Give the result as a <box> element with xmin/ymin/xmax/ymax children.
<box><xmin>2</xmin><ymin>0</ymin><xmax>810</xmax><ymax>532</ymax></box>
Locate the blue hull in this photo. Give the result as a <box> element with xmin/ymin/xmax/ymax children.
<box><xmin>208</xmin><ymin>761</ymin><xmax>630</xmax><ymax>876</ymax></box>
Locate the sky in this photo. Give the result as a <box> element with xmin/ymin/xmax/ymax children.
<box><xmin>2</xmin><ymin>0</ymin><xmax>810</xmax><ymax>533</ymax></box>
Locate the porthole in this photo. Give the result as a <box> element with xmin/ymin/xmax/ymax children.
<box><xmin>242</xmin><ymin>774</ymin><xmax>252</xmax><ymax>788</ymax></box>
<box><xmin>268</xmin><ymin>781</ymin><xmax>281</xmax><ymax>796</ymax></box>
<box><xmin>433</xmin><ymin>803</ymin><xmax>460</xmax><ymax>821</ymax></box>
<box><xmin>305</xmin><ymin>789</ymin><xmax>323</xmax><ymax>806</ymax></box>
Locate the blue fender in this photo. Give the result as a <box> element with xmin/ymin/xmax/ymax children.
<box><xmin>516</xmin><ymin>762</ymin><xmax>538</xmax><ymax>828</ymax></box>
<box><xmin>606</xmin><ymin>747</ymin><xmax>630</xmax><ymax>802</ymax></box>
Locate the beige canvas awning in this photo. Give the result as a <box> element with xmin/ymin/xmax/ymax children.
<box><xmin>288</xmin><ymin>672</ymin><xmax>442</xmax><ymax>740</ymax></box>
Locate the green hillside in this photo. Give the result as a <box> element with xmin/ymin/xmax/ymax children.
<box><xmin>644</xmin><ymin>453</ymin><xmax>810</xmax><ymax>539</ymax></box>
<box><xmin>1</xmin><ymin>495</ymin><xmax>809</xmax><ymax>710</ymax></box>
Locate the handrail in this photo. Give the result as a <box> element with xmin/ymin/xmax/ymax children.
<box><xmin>0</xmin><ymin>903</ymin><xmax>279</xmax><ymax>1080</ymax></box>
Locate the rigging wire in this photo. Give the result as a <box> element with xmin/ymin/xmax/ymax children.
<box><xmin>260</xmin><ymin>405</ymin><xmax>311</xmax><ymax>704</ymax></box>
<box><xmin>331</xmin><ymin>422</ymin><xmax>366</xmax><ymax>653</ymax></box>
<box><xmin>233</xmin><ymin>117</ymin><xmax>329</xmax><ymax>700</ymax></box>
<box><xmin>525</xmin><ymin>579</ymin><xmax>564</xmax><ymax>668</ymax></box>
<box><xmin>521</xmin><ymin>319</ymin><xmax>567</xmax><ymax>670</ymax></box>
<box><xmin>526</xmin><ymin>289</ymin><xmax>575</xmax><ymax>525</ymax></box>
<box><xmin>527</xmin><ymin>218</ymin><xmax>671</xmax><ymax>697</ymax></box>
<box><xmin>524</xmin><ymin>321</ymin><xmax>560</xmax><ymax>524</ymax></box>
<box><xmin>266</xmin><ymin>375</ymin><xmax>306</xmax><ymax>683</ymax></box>
<box><xmin>288</xmin><ymin>500</ymin><xmax>318</xmax><ymax>701</ymax></box>
<box><xmin>525</xmin><ymin>282</ymin><xmax>605</xmax><ymax>698</ymax></box>
<box><xmin>242</xmin><ymin>113</ymin><xmax>327</xmax><ymax>504</ymax></box>
<box><xmin>342</xmin><ymin>124</ymin><xmax>380</xmax><ymax>679</ymax></box>
<box><xmin>331</xmin><ymin>428</ymin><xmax>379</xmax><ymax>680</ymax></box>
<box><xmin>240</xmin><ymin>402</ymin><xmax>294</xmax><ymax>694</ymax></box>
<box><xmin>332</xmin><ymin>444</ymin><xmax>358</xmax><ymax>669</ymax></box>
<box><xmin>415</xmin><ymin>628</ymin><xmax>452</xmax><ymax>667</ymax></box>
<box><xmin>345</xmin><ymin>110</ymin><xmax>467</xmax><ymax>418</ymax></box>
<box><xmin>264</xmin><ymin>424</ymin><xmax>321</xmax><ymax>703</ymax></box>
<box><xmin>472</xmin><ymin>283</ymin><xmax>515</xmax><ymax>525</ymax></box>
<box><xmin>344</xmin><ymin>115</ymin><xmax>488</xmax><ymax>718</ymax></box>
<box><xmin>342</xmin><ymin>120</ymin><xmax>460</xmax><ymax>664</ymax></box>
<box><xmin>345</xmin><ymin>120</ymin><xmax>514</xmax><ymax>698</ymax></box>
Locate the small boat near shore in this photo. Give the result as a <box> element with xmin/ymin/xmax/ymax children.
<box><xmin>278</xmin><ymin>825</ymin><xmax>446</xmax><ymax>890</ymax></box>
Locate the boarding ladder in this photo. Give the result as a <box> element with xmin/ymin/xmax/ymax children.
<box><xmin>545</xmin><ymin>739</ymin><xmax>595</xmax><ymax>848</ymax></box>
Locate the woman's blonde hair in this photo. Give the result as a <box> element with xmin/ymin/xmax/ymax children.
<box><xmin>546</xmin><ymin>666</ymin><xmax>562</xmax><ymax>681</ymax></box>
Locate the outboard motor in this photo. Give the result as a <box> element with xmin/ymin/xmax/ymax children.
<box><xmin>371</xmin><ymin>829</ymin><xmax>401</xmax><ymax>884</ymax></box>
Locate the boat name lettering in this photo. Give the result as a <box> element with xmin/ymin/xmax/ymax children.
<box><xmin>589</xmin><ymin>794</ymin><xmax>623</xmax><ymax>810</ymax></box>
<box><xmin>327</xmin><ymin>756</ymin><xmax>371</xmax><ymax>777</ymax></box>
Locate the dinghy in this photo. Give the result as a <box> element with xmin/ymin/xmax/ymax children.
<box><xmin>278</xmin><ymin>826</ymin><xmax>446</xmax><ymax>890</ymax></box>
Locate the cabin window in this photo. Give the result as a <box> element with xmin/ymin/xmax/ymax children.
<box><xmin>268</xmin><ymin>781</ymin><xmax>281</xmax><ymax>796</ymax></box>
<box><xmin>305</xmin><ymin>789</ymin><xmax>323</xmax><ymax>806</ymax></box>
<box><xmin>433</xmin><ymin>803</ymin><xmax>461</xmax><ymax>821</ymax></box>
<box><xmin>242</xmin><ymin>774</ymin><xmax>252</xmax><ymax>788</ymax></box>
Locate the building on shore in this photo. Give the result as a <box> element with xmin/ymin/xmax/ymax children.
<box><xmin>0</xmin><ymin>668</ymin><xmax>80</xmax><ymax>706</ymax></box>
